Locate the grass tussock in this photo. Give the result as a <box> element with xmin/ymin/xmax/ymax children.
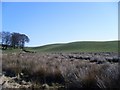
<box><xmin>60</xmin><ymin>61</ymin><xmax>120</xmax><ymax>88</ymax></box>
<box><xmin>2</xmin><ymin>52</ymin><xmax>120</xmax><ymax>89</ymax></box>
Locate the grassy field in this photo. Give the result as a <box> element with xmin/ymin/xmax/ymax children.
<box><xmin>1</xmin><ymin>41</ymin><xmax>118</xmax><ymax>53</ymax></box>
<box><xmin>27</xmin><ymin>41</ymin><xmax>119</xmax><ymax>52</ymax></box>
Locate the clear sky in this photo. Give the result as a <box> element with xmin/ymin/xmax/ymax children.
<box><xmin>2</xmin><ymin>2</ymin><xmax>118</xmax><ymax>46</ymax></box>
<box><xmin>1</xmin><ymin>0</ymin><xmax>119</xmax><ymax>2</ymax></box>
<box><xmin>0</xmin><ymin>2</ymin><xmax>2</xmax><ymax>34</ymax></box>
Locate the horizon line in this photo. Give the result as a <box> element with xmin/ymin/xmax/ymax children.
<box><xmin>26</xmin><ymin>39</ymin><xmax>119</xmax><ymax>47</ymax></box>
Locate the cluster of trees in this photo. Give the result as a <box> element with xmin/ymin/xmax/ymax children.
<box><xmin>0</xmin><ymin>31</ymin><xmax>30</xmax><ymax>50</ymax></box>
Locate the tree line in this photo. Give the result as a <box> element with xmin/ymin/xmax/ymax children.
<box><xmin>0</xmin><ymin>31</ymin><xmax>30</xmax><ymax>50</ymax></box>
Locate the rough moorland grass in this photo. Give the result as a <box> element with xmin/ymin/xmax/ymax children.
<box><xmin>2</xmin><ymin>52</ymin><xmax>120</xmax><ymax>89</ymax></box>
<box><xmin>2</xmin><ymin>53</ymin><xmax>64</xmax><ymax>85</ymax></box>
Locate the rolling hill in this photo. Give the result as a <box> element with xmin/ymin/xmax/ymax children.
<box><xmin>28</xmin><ymin>41</ymin><xmax>119</xmax><ymax>52</ymax></box>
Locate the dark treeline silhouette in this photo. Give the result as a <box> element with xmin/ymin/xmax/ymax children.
<box><xmin>0</xmin><ymin>31</ymin><xmax>30</xmax><ymax>50</ymax></box>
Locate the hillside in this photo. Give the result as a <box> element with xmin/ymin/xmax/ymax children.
<box><xmin>28</xmin><ymin>41</ymin><xmax>119</xmax><ymax>52</ymax></box>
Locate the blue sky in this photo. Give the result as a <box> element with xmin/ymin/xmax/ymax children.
<box><xmin>0</xmin><ymin>2</ymin><xmax>2</xmax><ymax>34</ymax></box>
<box><xmin>2</xmin><ymin>2</ymin><xmax>118</xmax><ymax>46</ymax></box>
<box><xmin>1</xmin><ymin>0</ymin><xmax>119</xmax><ymax>2</ymax></box>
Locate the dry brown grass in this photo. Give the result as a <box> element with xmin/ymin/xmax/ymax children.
<box><xmin>60</xmin><ymin>60</ymin><xmax>120</xmax><ymax>88</ymax></box>
<box><xmin>2</xmin><ymin>53</ymin><xmax>64</xmax><ymax>85</ymax></box>
<box><xmin>2</xmin><ymin>52</ymin><xmax>120</xmax><ymax>89</ymax></box>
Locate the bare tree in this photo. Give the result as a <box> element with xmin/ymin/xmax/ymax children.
<box><xmin>0</xmin><ymin>31</ymin><xmax>30</xmax><ymax>49</ymax></box>
<box><xmin>1</xmin><ymin>31</ymin><xmax>11</xmax><ymax>49</ymax></box>
<box><xmin>11</xmin><ymin>32</ymin><xmax>20</xmax><ymax>48</ymax></box>
<box><xmin>19</xmin><ymin>34</ymin><xmax>30</xmax><ymax>49</ymax></box>
<box><xmin>11</xmin><ymin>32</ymin><xmax>30</xmax><ymax>49</ymax></box>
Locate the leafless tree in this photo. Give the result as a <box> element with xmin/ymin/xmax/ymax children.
<box><xmin>19</xmin><ymin>34</ymin><xmax>30</xmax><ymax>49</ymax></box>
<box><xmin>0</xmin><ymin>31</ymin><xmax>30</xmax><ymax>49</ymax></box>
<box><xmin>11</xmin><ymin>32</ymin><xmax>30</xmax><ymax>49</ymax></box>
<box><xmin>1</xmin><ymin>31</ymin><xmax>11</xmax><ymax>49</ymax></box>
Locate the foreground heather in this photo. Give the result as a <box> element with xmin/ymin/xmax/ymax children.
<box><xmin>1</xmin><ymin>52</ymin><xmax>120</xmax><ymax>89</ymax></box>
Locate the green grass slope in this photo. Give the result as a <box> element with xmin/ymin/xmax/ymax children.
<box><xmin>29</xmin><ymin>41</ymin><xmax>119</xmax><ymax>52</ymax></box>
